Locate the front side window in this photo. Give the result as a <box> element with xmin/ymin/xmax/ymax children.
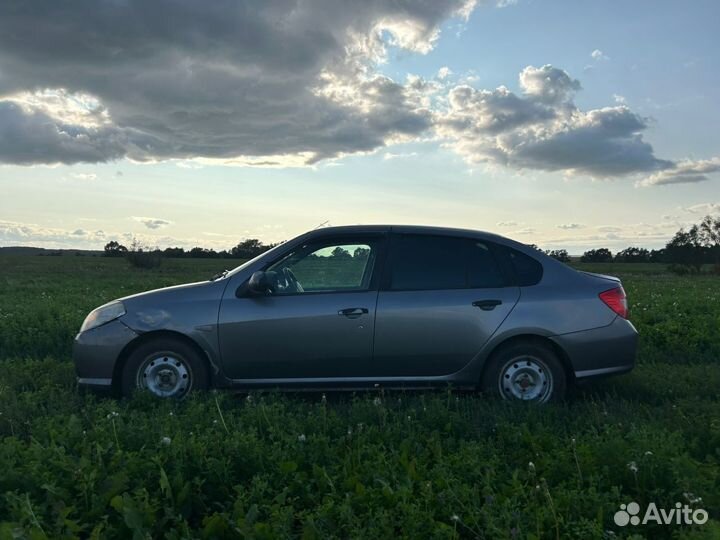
<box><xmin>267</xmin><ymin>239</ymin><xmax>379</xmax><ymax>294</ymax></box>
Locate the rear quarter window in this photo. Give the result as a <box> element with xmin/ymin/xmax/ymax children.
<box><xmin>492</xmin><ymin>245</ymin><xmax>544</xmax><ymax>286</ymax></box>
<box><xmin>508</xmin><ymin>248</ymin><xmax>543</xmax><ymax>286</ymax></box>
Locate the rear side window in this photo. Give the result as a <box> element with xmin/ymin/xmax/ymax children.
<box><xmin>467</xmin><ymin>241</ymin><xmax>505</xmax><ymax>288</ymax></box>
<box><xmin>390</xmin><ymin>235</ymin><xmax>466</xmax><ymax>290</ymax></box>
<box><xmin>388</xmin><ymin>235</ymin><xmax>505</xmax><ymax>290</ymax></box>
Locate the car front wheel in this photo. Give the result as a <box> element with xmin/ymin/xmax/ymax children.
<box><xmin>120</xmin><ymin>338</ymin><xmax>209</xmax><ymax>398</ymax></box>
<box><xmin>481</xmin><ymin>342</ymin><xmax>566</xmax><ymax>403</ymax></box>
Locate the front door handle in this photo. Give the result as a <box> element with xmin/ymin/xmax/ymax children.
<box><xmin>338</xmin><ymin>307</ymin><xmax>369</xmax><ymax>318</ymax></box>
<box><xmin>472</xmin><ymin>299</ymin><xmax>502</xmax><ymax>311</ymax></box>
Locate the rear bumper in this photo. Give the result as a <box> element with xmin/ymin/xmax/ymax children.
<box><xmin>550</xmin><ymin>317</ymin><xmax>638</xmax><ymax>379</ymax></box>
<box><xmin>73</xmin><ymin>319</ymin><xmax>138</xmax><ymax>388</ymax></box>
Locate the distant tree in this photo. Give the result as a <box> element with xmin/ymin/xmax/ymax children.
<box><xmin>188</xmin><ymin>247</ymin><xmax>218</xmax><ymax>258</ymax></box>
<box><xmin>331</xmin><ymin>246</ymin><xmax>351</xmax><ymax>259</ymax></box>
<box><xmin>665</xmin><ymin>225</ymin><xmax>704</xmax><ymax>273</ymax></box>
<box><xmin>581</xmin><ymin>248</ymin><xmax>613</xmax><ymax>263</ymax></box>
<box><xmin>614</xmin><ymin>246</ymin><xmax>650</xmax><ymax>263</ymax></box>
<box><xmin>163</xmin><ymin>247</ymin><xmax>185</xmax><ymax>258</ymax></box>
<box><xmin>353</xmin><ymin>247</ymin><xmax>370</xmax><ymax>260</ymax></box>
<box><xmin>231</xmin><ymin>239</ymin><xmax>270</xmax><ymax>259</ymax></box>
<box><xmin>699</xmin><ymin>215</ymin><xmax>720</xmax><ymax>266</ymax></box>
<box><xmin>649</xmin><ymin>248</ymin><xmax>667</xmax><ymax>264</ymax></box>
<box><xmin>104</xmin><ymin>241</ymin><xmax>127</xmax><ymax>257</ymax></box>
<box><xmin>545</xmin><ymin>249</ymin><xmax>570</xmax><ymax>262</ymax></box>
<box><xmin>526</xmin><ymin>244</ymin><xmax>541</xmax><ymax>251</ymax></box>
<box><xmin>126</xmin><ymin>239</ymin><xmax>162</xmax><ymax>269</ymax></box>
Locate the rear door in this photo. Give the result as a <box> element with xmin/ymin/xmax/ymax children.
<box><xmin>372</xmin><ymin>233</ymin><xmax>520</xmax><ymax>377</ymax></box>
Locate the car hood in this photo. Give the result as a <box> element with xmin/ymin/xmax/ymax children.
<box><xmin>116</xmin><ymin>278</ymin><xmax>229</xmax><ymax>333</ymax></box>
<box><xmin>117</xmin><ymin>280</ymin><xmax>216</xmax><ymax>304</ymax></box>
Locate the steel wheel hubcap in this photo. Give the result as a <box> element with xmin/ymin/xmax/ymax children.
<box><xmin>499</xmin><ymin>356</ymin><xmax>553</xmax><ymax>402</ymax></box>
<box><xmin>138</xmin><ymin>355</ymin><xmax>191</xmax><ymax>398</ymax></box>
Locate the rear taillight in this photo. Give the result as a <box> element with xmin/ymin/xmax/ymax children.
<box><xmin>599</xmin><ymin>286</ymin><xmax>629</xmax><ymax>319</ymax></box>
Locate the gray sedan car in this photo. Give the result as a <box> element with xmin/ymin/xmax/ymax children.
<box><xmin>74</xmin><ymin>225</ymin><xmax>637</xmax><ymax>402</ymax></box>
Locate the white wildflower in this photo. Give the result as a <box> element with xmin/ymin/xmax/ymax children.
<box><xmin>298</xmin><ymin>434</ymin><xmax>306</xmax><ymax>442</ymax></box>
<box><xmin>161</xmin><ymin>436</ymin><xmax>171</xmax><ymax>445</ymax></box>
<box><xmin>627</xmin><ymin>461</ymin><xmax>638</xmax><ymax>473</ymax></box>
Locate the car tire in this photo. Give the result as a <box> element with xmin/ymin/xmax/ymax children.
<box><xmin>120</xmin><ymin>338</ymin><xmax>209</xmax><ymax>398</ymax></box>
<box><xmin>480</xmin><ymin>341</ymin><xmax>566</xmax><ymax>403</ymax></box>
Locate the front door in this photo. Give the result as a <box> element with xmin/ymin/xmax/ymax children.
<box><xmin>372</xmin><ymin>233</ymin><xmax>520</xmax><ymax>377</ymax></box>
<box><xmin>218</xmin><ymin>235</ymin><xmax>385</xmax><ymax>379</ymax></box>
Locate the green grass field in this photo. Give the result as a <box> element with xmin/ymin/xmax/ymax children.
<box><xmin>0</xmin><ymin>256</ymin><xmax>718</xmax><ymax>538</ymax></box>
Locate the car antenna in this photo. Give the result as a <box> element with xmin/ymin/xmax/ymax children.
<box><xmin>313</xmin><ymin>220</ymin><xmax>330</xmax><ymax>230</ymax></box>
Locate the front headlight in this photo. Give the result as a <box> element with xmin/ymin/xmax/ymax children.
<box><xmin>80</xmin><ymin>301</ymin><xmax>126</xmax><ymax>333</ymax></box>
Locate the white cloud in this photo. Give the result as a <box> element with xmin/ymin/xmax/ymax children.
<box><xmin>636</xmin><ymin>158</ymin><xmax>720</xmax><ymax>187</ymax></box>
<box><xmin>383</xmin><ymin>151</ymin><xmax>419</xmax><ymax>160</ymax></box>
<box><xmin>132</xmin><ymin>217</ymin><xmax>172</xmax><ymax>230</ymax></box>
<box><xmin>613</xmin><ymin>94</ymin><xmax>626</xmax><ymax>104</ymax></box>
<box><xmin>591</xmin><ymin>49</ymin><xmax>609</xmax><ymax>61</ymax></box>
<box><xmin>0</xmin><ymin>3</ymin><xmax>713</xmax><ymax>187</ymax></box>
<box><xmin>683</xmin><ymin>202</ymin><xmax>720</xmax><ymax>214</ymax></box>
<box><xmin>0</xmin><ymin>0</ymin><xmax>476</xmax><ymax>166</ymax></box>
<box><xmin>0</xmin><ymin>219</ymin><xmax>245</xmax><ymax>250</ymax></box>
<box><xmin>437</xmin><ymin>66</ymin><xmax>453</xmax><ymax>80</ymax></box>
<box><xmin>496</xmin><ymin>221</ymin><xmax>518</xmax><ymax>227</ymax></box>
<box><xmin>436</xmin><ymin>64</ymin><xmax>718</xmax><ymax>182</ymax></box>
<box><xmin>557</xmin><ymin>223</ymin><xmax>584</xmax><ymax>229</ymax></box>
<box><xmin>71</xmin><ymin>173</ymin><xmax>97</xmax><ymax>181</ymax></box>
<box><xmin>0</xmin><ymin>220</ymin><xmax>109</xmax><ymax>247</ymax></box>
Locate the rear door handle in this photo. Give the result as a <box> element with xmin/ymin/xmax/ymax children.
<box><xmin>338</xmin><ymin>307</ymin><xmax>369</xmax><ymax>318</ymax></box>
<box><xmin>472</xmin><ymin>299</ymin><xmax>502</xmax><ymax>311</ymax></box>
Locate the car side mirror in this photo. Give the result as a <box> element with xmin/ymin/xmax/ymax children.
<box><xmin>247</xmin><ymin>270</ymin><xmax>271</xmax><ymax>295</ymax></box>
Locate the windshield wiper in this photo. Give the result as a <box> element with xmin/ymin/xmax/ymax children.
<box><xmin>209</xmin><ymin>269</ymin><xmax>229</xmax><ymax>281</ymax></box>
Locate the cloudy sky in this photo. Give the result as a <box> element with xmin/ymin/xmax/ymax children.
<box><xmin>1</xmin><ymin>0</ymin><xmax>718</xmax><ymax>253</ymax></box>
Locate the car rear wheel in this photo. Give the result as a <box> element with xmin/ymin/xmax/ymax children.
<box><xmin>120</xmin><ymin>338</ymin><xmax>209</xmax><ymax>398</ymax></box>
<box><xmin>481</xmin><ymin>342</ymin><xmax>566</xmax><ymax>403</ymax></box>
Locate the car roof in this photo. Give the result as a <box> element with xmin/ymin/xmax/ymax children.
<box><xmin>306</xmin><ymin>224</ymin><xmax>524</xmax><ymax>248</ymax></box>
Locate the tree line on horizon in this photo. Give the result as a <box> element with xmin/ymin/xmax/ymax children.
<box><xmin>537</xmin><ymin>214</ymin><xmax>720</xmax><ymax>274</ymax></box>
<box><xmin>103</xmin><ymin>238</ymin><xmax>278</xmax><ymax>260</ymax></box>
<box><xmin>103</xmin><ymin>214</ymin><xmax>720</xmax><ymax>274</ymax></box>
